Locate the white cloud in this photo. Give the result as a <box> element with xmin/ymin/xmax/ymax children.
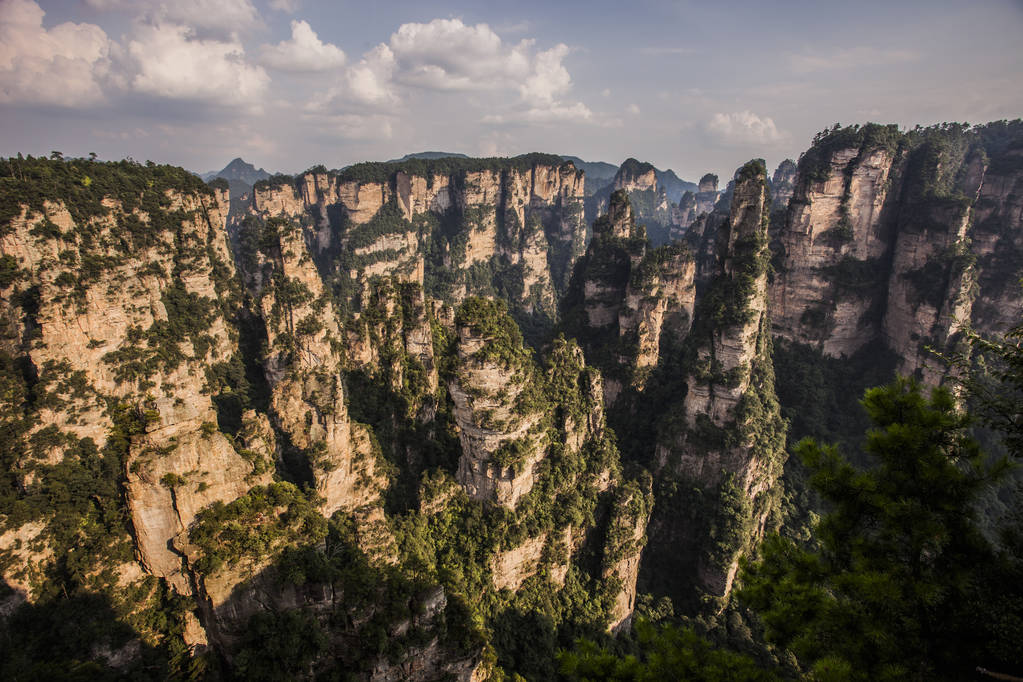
<box><xmin>520</xmin><ymin>44</ymin><xmax>571</xmax><ymax>104</ymax></box>
<box><xmin>373</xmin><ymin>18</ymin><xmax>592</xmax><ymax>126</ymax></box>
<box><xmin>85</xmin><ymin>0</ymin><xmax>261</xmax><ymax>39</ymax></box>
<box><xmin>0</xmin><ymin>0</ymin><xmax>111</xmax><ymax>106</ymax></box>
<box><xmin>706</xmin><ymin>111</ymin><xmax>786</xmax><ymax>145</ymax></box>
<box><xmin>268</xmin><ymin>0</ymin><xmax>300</xmax><ymax>12</ymax></box>
<box><xmin>341</xmin><ymin>44</ymin><xmax>397</xmax><ymax>107</ymax></box>
<box><xmin>261</xmin><ymin>20</ymin><xmax>345</xmax><ymax>72</ymax></box>
<box><xmin>383</xmin><ymin>18</ymin><xmax>575</xmax><ymax>103</ymax></box>
<box><xmin>484</xmin><ymin>101</ymin><xmax>595</xmax><ymax>125</ymax></box>
<box><xmin>127</xmin><ymin>23</ymin><xmax>269</xmax><ymax>106</ymax></box>
<box><xmin>627</xmin><ymin>103</ymin><xmax>641</xmax><ymax>115</ymax></box>
<box><xmin>522</xmin><ymin>101</ymin><xmax>593</xmax><ymax>123</ymax></box>
<box><xmin>306</xmin><ymin>17</ymin><xmax>589</xmax><ymax>126</ymax></box>
<box><xmin>789</xmin><ymin>46</ymin><xmax>917</xmax><ymax>73</ymax></box>
<box><xmin>306</xmin><ymin>43</ymin><xmax>397</xmax><ymax>114</ymax></box>
<box><xmin>388</xmin><ymin>18</ymin><xmax>532</xmax><ymax>91</ymax></box>
<box><xmin>601</xmin><ymin>88</ymin><xmax>611</xmax><ymax>97</ymax></box>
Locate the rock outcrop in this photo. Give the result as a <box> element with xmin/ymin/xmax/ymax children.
<box><xmin>237</xmin><ymin>154</ymin><xmax>587</xmax><ymax>316</ymax></box>
<box><xmin>769</xmin><ymin>130</ymin><xmax>898</xmax><ymax>357</ymax></box>
<box><xmin>654</xmin><ymin>160</ymin><xmax>786</xmax><ymax>601</ymax></box>
<box><xmin>448</xmin><ymin>298</ymin><xmax>547</xmax><ymax>508</ymax></box>
<box><xmin>769</xmin><ymin>159</ymin><xmax>797</xmax><ymax>213</ymax></box>
<box><xmin>0</xmin><ymin>169</ymin><xmax>274</xmax><ymax>596</ymax></box>
<box><xmin>769</xmin><ymin>121</ymin><xmax>1023</xmax><ymax>380</ymax></box>
<box><xmin>602</xmin><ymin>477</ymin><xmax>653</xmax><ymax>633</ymax></box>
<box><xmin>568</xmin><ymin>190</ymin><xmax>696</xmax><ymax>398</ymax></box>
<box><xmin>238</xmin><ymin>210</ymin><xmax>387</xmax><ymax>517</ymax></box>
<box><xmin>614</xmin><ymin>158</ymin><xmax>658</xmax><ymax>194</ymax></box>
<box><xmin>695</xmin><ymin>173</ymin><xmax>720</xmax><ymax>215</ymax></box>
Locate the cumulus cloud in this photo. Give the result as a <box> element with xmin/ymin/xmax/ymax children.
<box><xmin>305</xmin><ymin>42</ymin><xmax>397</xmax><ymax>116</ymax></box>
<box><xmin>85</xmin><ymin>0</ymin><xmax>261</xmax><ymax>39</ymax></box>
<box><xmin>373</xmin><ymin>18</ymin><xmax>593</xmax><ymax>126</ymax></box>
<box><xmin>344</xmin><ymin>44</ymin><xmax>397</xmax><ymax>106</ymax></box>
<box><xmin>520</xmin><ymin>44</ymin><xmax>571</xmax><ymax>104</ymax></box>
<box><xmin>307</xmin><ymin>17</ymin><xmax>589</xmax><ymax>125</ymax></box>
<box><xmin>384</xmin><ymin>18</ymin><xmax>576</xmax><ymax>105</ymax></box>
<box><xmin>261</xmin><ymin>20</ymin><xmax>345</xmax><ymax>72</ymax></box>
<box><xmin>0</xmin><ymin>0</ymin><xmax>112</xmax><ymax>106</ymax></box>
<box><xmin>127</xmin><ymin>23</ymin><xmax>269</xmax><ymax>106</ymax></box>
<box><xmin>388</xmin><ymin>18</ymin><xmax>531</xmax><ymax>91</ymax></box>
<box><xmin>627</xmin><ymin>103</ymin><xmax>641</xmax><ymax>115</ymax></box>
<box><xmin>706</xmin><ymin>111</ymin><xmax>786</xmax><ymax>145</ymax></box>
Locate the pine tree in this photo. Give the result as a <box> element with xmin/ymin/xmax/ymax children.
<box><xmin>740</xmin><ymin>378</ymin><xmax>1018</xmax><ymax>680</ymax></box>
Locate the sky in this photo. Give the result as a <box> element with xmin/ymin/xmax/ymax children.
<box><xmin>1</xmin><ymin>0</ymin><xmax>1021</xmax><ymax>181</ymax></box>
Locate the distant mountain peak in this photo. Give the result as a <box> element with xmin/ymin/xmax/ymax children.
<box><xmin>201</xmin><ymin>157</ymin><xmax>272</xmax><ymax>187</ymax></box>
<box><xmin>386</xmin><ymin>151</ymin><xmax>470</xmax><ymax>162</ymax></box>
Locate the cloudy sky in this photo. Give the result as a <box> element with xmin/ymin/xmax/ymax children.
<box><xmin>1</xmin><ymin>0</ymin><xmax>1021</xmax><ymax>180</ymax></box>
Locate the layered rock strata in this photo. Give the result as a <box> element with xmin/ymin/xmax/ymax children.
<box><xmin>239</xmin><ymin>155</ymin><xmax>586</xmax><ymax>314</ymax></box>
<box><xmin>769</xmin><ymin>122</ymin><xmax>1023</xmax><ymax>380</ymax></box>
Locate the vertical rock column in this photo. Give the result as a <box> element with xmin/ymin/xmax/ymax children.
<box><xmin>448</xmin><ymin>298</ymin><xmax>546</xmax><ymax>509</ymax></box>
<box><xmin>252</xmin><ymin>216</ymin><xmax>384</xmax><ymax>516</ymax></box>
<box><xmin>656</xmin><ymin>160</ymin><xmax>786</xmax><ymax>600</ymax></box>
<box><xmin>769</xmin><ymin>139</ymin><xmax>897</xmax><ymax>356</ymax></box>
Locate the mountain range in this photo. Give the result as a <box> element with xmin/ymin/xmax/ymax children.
<box><xmin>1</xmin><ymin>119</ymin><xmax>1021</xmax><ymax>679</ymax></box>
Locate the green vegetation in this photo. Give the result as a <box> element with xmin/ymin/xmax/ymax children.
<box><xmin>559</xmin><ymin>619</ymin><xmax>778</xmax><ymax>681</ymax></box>
<box><xmin>902</xmin><ymin>245</ymin><xmax>975</xmax><ymax>310</ymax></box>
<box><xmin>695</xmin><ymin>230</ymin><xmax>770</xmax><ymax>332</ymax></box>
<box><xmin>699</xmin><ymin>173</ymin><xmax>719</xmax><ymax>188</ymax></box>
<box><xmin>1</xmin><ymin>155</ymin><xmax>213</xmax><ymax>229</ymax></box>
<box><xmin>336</xmin><ymin>152</ymin><xmax>573</xmax><ymax>186</ymax></box>
<box><xmin>455</xmin><ymin>296</ymin><xmax>534</xmax><ymax>369</ymax></box>
<box><xmin>188</xmin><ymin>482</ymin><xmax>327</xmax><ymax>574</ymax></box>
<box><xmin>799</xmin><ymin>123</ymin><xmax>903</xmax><ymax>184</ymax></box>
<box><xmin>251</xmin><ymin>173</ymin><xmax>296</xmax><ymax>192</ymax></box>
<box><xmin>5</xmin><ymin>130</ymin><xmax>1023</xmax><ymax>681</ymax></box>
<box><xmin>741</xmin><ymin>379</ymin><xmax>1022</xmax><ymax>680</ymax></box>
<box><xmin>820</xmin><ymin>255</ymin><xmax>887</xmax><ymax>298</ymax></box>
<box><xmin>346</xmin><ymin>196</ymin><xmax>413</xmax><ymax>250</ymax></box>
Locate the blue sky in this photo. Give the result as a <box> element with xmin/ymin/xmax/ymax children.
<box><xmin>1</xmin><ymin>0</ymin><xmax>1021</xmax><ymax>181</ymax></box>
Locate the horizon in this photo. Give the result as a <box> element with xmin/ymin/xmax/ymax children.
<box><xmin>1</xmin><ymin>0</ymin><xmax>1021</xmax><ymax>182</ymax></box>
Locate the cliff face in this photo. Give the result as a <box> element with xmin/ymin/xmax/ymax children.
<box><xmin>568</xmin><ymin>190</ymin><xmax>696</xmax><ymax>400</ymax></box>
<box><xmin>769</xmin><ymin>159</ymin><xmax>797</xmax><ymax>213</ymax></box>
<box><xmin>769</xmin><ymin>122</ymin><xmax>1023</xmax><ymax>380</ymax></box>
<box><xmin>970</xmin><ymin>141</ymin><xmax>1023</xmax><ymax>336</ymax></box>
<box><xmin>770</xmin><ymin>134</ymin><xmax>898</xmax><ymax>357</ymax></box>
<box><xmin>0</xmin><ymin>157</ymin><xmax>654</xmax><ymax>678</ymax></box>
<box><xmin>652</xmin><ymin>161</ymin><xmax>786</xmax><ymax>601</ymax></box>
<box><xmin>614</xmin><ymin>158</ymin><xmax>658</xmax><ymax>194</ymax></box>
<box><xmin>696</xmin><ymin>173</ymin><xmax>720</xmax><ymax>216</ymax></box>
<box><xmin>602</xmin><ymin>478</ymin><xmax>653</xmax><ymax>633</ymax></box>
<box><xmin>0</xmin><ymin>169</ymin><xmax>276</xmax><ymax>600</ymax></box>
<box><xmin>239</xmin><ymin>155</ymin><xmax>586</xmax><ymax>317</ymax></box>
<box><xmin>448</xmin><ymin>300</ymin><xmax>547</xmax><ymax>509</ymax></box>
<box><xmin>4</xmin><ymin>126</ymin><xmax>1022</xmax><ymax>676</ymax></box>
<box><xmin>238</xmin><ymin>211</ymin><xmax>388</xmax><ymax>518</ymax></box>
